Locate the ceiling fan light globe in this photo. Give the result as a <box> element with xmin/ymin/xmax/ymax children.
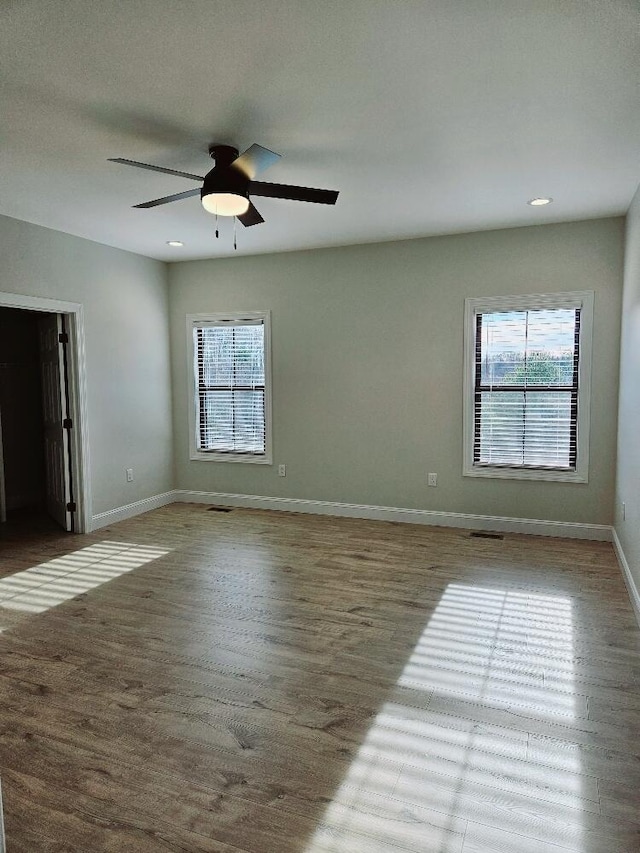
<box><xmin>201</xmin><ymin>192</ymin><xmax>250</xmax><ymax>217</ymax></box>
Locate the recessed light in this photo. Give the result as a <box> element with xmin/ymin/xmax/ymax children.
<box><xmin>527</xmin><ymin>197</ymin><xmax>553</xmax><ymax>206</ymax></box>
<box><xmin>166</xmin><ymin>240</ymin><xmax>184</xmax><ymax>247</ymax></box>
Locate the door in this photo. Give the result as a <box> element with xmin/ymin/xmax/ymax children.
<box><xmin>39</xmin><ymin>314</ymin><xmax>73</xmax><ymax>531</ymax></box>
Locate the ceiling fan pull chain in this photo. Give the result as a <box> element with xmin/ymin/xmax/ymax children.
<box><xmin>233</xmin><ymin>216</ymin><xmax>237</xmax><ymax>251</ymax></box>
<box><xmin>215</xmin><ymin>209</ymin><xmax>219</xmax><ymax>239</ymax></box>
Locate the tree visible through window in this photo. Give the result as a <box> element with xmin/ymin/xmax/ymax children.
<box><xmin>464</xmin><ymin>292</ymin><xmax>593</xmax><ymax>482</ymax></box>
<box><xmin>473</xmin><ymin>307</ymin><xmax>580</xmax><ymax>470</ymax></box>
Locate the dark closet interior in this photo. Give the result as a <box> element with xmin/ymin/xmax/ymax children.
<box><xmin>0</xmin><ymin>308</ymin><xmax>47</xmax><ymax>516</ymax></box>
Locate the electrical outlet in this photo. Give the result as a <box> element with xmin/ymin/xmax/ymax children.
<box><xmin>278</xmin><ymin>464</ymin><xmax>286</xmax><ymax>477</ymax></box>
<box><xmin>427</xmin><ymin>472</ymin><xmax>438</xmax><ymax>487</ymax></box>
<box><xmin>126</xmin><ymin>468</ymin><xmax>134</xmax><ymax>482</ymax></box>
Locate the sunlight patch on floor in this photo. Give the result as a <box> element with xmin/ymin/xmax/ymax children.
<box><xmin>306</xmin><ymin>583</ymin><xmax>584</xmax><ymax>853</ymax></box>
<box><xmin>0</xmin><ymin>541</ymin><xmax>169</xmax><ymax>620</ymax></box>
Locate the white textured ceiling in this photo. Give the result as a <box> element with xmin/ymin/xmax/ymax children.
<box><xmin>1</xmin><ymin>0</ymin><xmax>639</xmax><ymax>261</ymax></box>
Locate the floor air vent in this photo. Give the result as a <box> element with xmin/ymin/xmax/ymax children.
<box><xmin>208</xmin><ymin>506</ymin><xmax>233</xmax><ymax>513</ymax></box>
<box><xmin>469</xmin><ymin>531</ymin><xmax>504</xmax><ymax>540</ymax></box>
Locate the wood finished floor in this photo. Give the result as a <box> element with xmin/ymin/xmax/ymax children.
<box><xmin>0</xmin><ymin>503</ymin><xmax>639</xmax><ymax>853</ymax></box>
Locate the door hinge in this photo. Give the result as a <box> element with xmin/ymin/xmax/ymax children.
<box><xmin>66</xmin><ymin>502</ymin><xmax>76</xmax><ymax>512</ymax></box>
<box><xmin>62</xmin><ymin>417</ymin><xmax>73</xmax><ymax>430</ymax></box>
<box><xmin>58</xmin><ymin>332</ymin><xmax>69</xmax><ymax>344</ymax></box>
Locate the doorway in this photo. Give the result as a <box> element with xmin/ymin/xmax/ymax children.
<box><xmin>0</xmin><ymin>307</ymin><xmax>50</xmax><ymax>525</ymax></box>
<box><xmin>0</xmin><ymin>292</ymin><xmax>90</xmax><ymax>533</ymax></box>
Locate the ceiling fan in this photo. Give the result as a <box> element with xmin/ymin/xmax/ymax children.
<box><xmin>108</xmin><ymin>143</ymin><xmax>339</xmax><ymax>227</ymax></box>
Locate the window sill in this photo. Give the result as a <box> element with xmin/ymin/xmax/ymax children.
<box><xmin>190</xmin><ymin>451</ymin><xmax>272</xmax><ymax>465</ymax></box>
<box><xmin>463</xmin><ymin>464</ymin><xmax>587</xmax><ymax>483</ymax></box>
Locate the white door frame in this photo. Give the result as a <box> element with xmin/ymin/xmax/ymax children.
<box><xmin>0</xmin><ymin>291</ymin><xmax>91</xmax><ymax>533</ymax></box>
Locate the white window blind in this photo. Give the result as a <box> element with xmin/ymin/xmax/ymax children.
<box><xmin>194</xmin><ymin>319</ymin><xmax>266</xmax><ymax>456</ymax></box>
<box><xmin>473</xmin><ymin>307</ymin><xmax>581</xmax><ymax>470</ymax></box>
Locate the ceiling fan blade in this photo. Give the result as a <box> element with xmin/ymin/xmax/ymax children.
<box><xmin>250</xmin><ymin>181</ymin><xmax>339</xmax><ymax>205</ymax></box>
<box><xmin>232</xmin><ymin>144</ymin><xmax>281</xmax><ymax>180</ymax></box>
<box><xmin>133</xmin><ymin>188</ymin><xmax>201</xmax><ymax>208</ymax></box>
<box><xmin>109</xmin><ymin>158</ymin><xmax>203</xmax><ymax>182</ymax></box>
<box><xmin>237</xmin><ymin>202</ymin><xmax>265</xmax><ymax>227</ymax></box>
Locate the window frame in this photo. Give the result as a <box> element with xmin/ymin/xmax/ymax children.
<box><xmin>187</xmin><ymin>310</ymin><xmax>273</xmax><ymax>464</ymax></box>
<box><xmin>462</xmin><ymin>291</ymin><xmax>594</xmax><ymax>483</ymax></box>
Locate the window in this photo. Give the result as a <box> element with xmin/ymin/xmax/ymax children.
<box><xmin>188</xmin><ymin>311</ymin><xmax>272</xmax><ymax>463</ymax></box>
<box><xmin>463</xmin><ymin>292</ymin><xmax>593</xmax><ymax>482</ymax></box>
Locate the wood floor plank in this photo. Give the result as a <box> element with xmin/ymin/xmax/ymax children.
<box><xmin>1</xmin><ymin>503</ymin><xmax>639</xmax><ymax>851</ymax></box>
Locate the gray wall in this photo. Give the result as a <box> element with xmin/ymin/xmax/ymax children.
<box><xmin>0</xmin><ymin>212</ymin><xmax>623</xmax><ymax>529</ymax></box>
<box><xmin>615</xmin><ymin>185</ymin><xmax>640</xmax><ymax>590</ymax></box>
<box><xmin>169</xmin><ymin>217</ymin><xmax>623</xmax><ymax>525</ymax></box>
<box><xmin>0</xmin><ymin>214</ymin><xmax>173</xmax><ymax>516</ymax></box>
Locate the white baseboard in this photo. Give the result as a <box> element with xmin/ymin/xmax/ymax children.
<box><xmin>174</xmin><ymin>489</ymin><xmax>612</xmax><ymax>541</ymax></box>
<box><xmin>91</xmin><ymin>490</ymin><xmax>177</xmax><ymax>531</ymax></box>
<box><xmin>612</xmin><ymin>529</ymin><xmax>640</xmax><ymax>628</ymax></box>
<box><xmin>89</xmin><ymin>487</ymin><xmax>613</xmax><ymax>542</ymax></box>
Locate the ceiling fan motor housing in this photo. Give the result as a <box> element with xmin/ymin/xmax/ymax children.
<box><xmin>201</xmin><ymin>166</ymin><xmax>248</xmax><ymax>198</ymax></box>
<box><xmin>201</xmin><ymin>145</ymin><xmax>249</xmax><ymax>213</ymax></box>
